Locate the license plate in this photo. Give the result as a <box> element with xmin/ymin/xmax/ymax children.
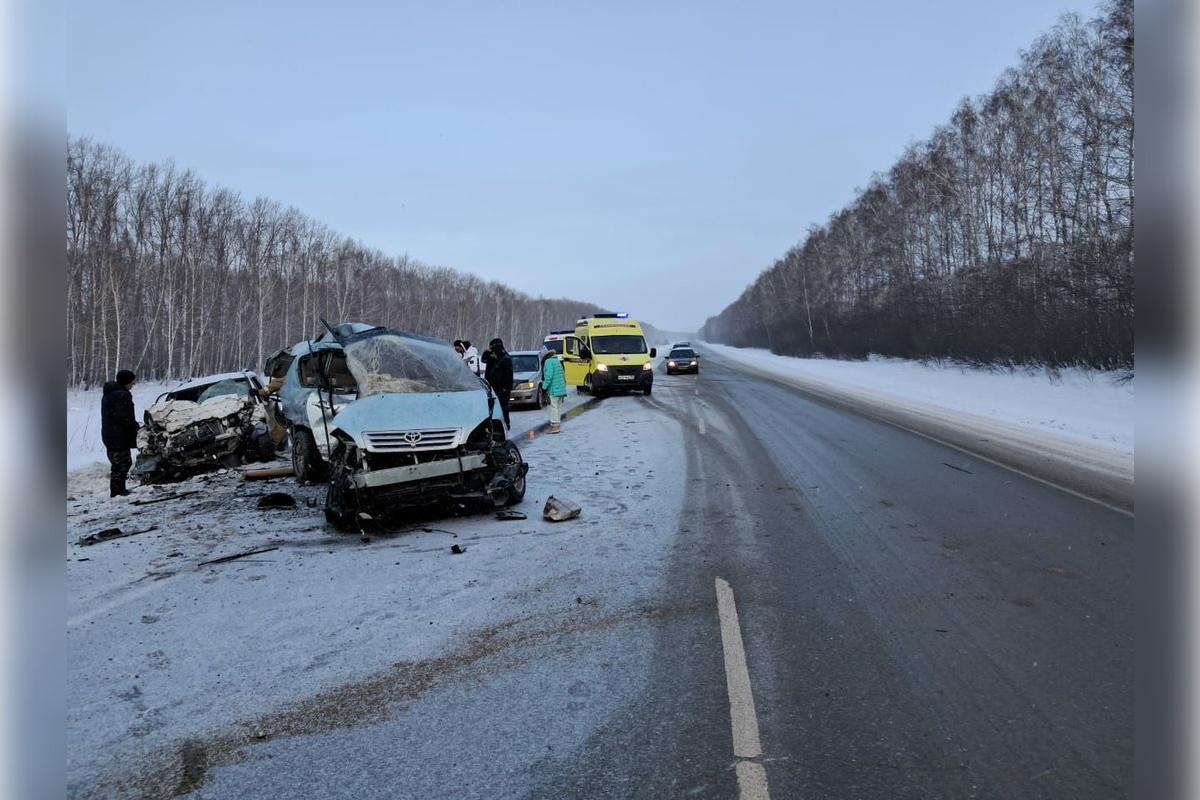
<box><xmin>617</xmin><ymin>374</ymin><xmax>635</xmax><ymax>381</ymax></box>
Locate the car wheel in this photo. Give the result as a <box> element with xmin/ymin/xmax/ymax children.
<box><xmin>583</xmin><ymin>374</ymin><xmax>593</xmax><ymax>395</ymax></box>
<box><xmin>538</xmin><ymin>389</ymin><xmax>546</xmax><ymax>409</ymax></box>
<box><xmin>324</xmin><ymin>506</ymin><xmax>356</xmax><ymax>530</ymax></box>
<box><xmin>491</xmin><ymin>441</ymin><xmax>527</xmax><ymax>506</ymax></box>
<box><xmin>291</xmin><ymin>428</ymin><xmax>325</xmax><ymax>484</ymax></box>
<box><xmin>644</xmin><ymin>383</ymin><xmax>653</xmax><ymax>396</ymax></box>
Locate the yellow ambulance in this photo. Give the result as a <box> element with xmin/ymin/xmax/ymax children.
<box><xmin>559</xmin><ymin>313</ymin><xmax>657</xmax><ymax>395</ymax></box>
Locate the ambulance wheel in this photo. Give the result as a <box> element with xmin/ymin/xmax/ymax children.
<box><xmin>643</xmin><ymin>383</ymin><xmax>653</xmax><ymax>396</ymax></box>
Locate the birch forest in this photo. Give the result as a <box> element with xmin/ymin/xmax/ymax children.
<box><xmin>701</xmin><ymin>1</ymin><xmax>1133</xmax><ymax>369</ymax></box>
<box><xmin>66</xmin><ymin>140</ymin><xmax>602</xmax><ymax>386</ymax></box>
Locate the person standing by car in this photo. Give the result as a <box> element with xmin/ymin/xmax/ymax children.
<box><xmin>481</xmin><ymin>337</ymin><xmax>514</xmax><ymax>428</ymax></box>
<box><xmin>455</xmin><ymin>340</ymin><xmax>482</xmax><ymax>375</ymax></box>
<box><xmin>540</xmin><ymin>347</ymin><xmax>568</xmax><ymax>433</ymax></box>
<box><xmin>101</xmin><ymin>369</ymin><xmax>140</xmax><ymax>497</ymax></box>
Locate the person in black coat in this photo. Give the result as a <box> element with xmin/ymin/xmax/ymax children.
<box><xmin>481</xmin><ymin>338</ymin><xmax>514</xmax><ymax>428</ymax></box>
<box><xmin>101</xmin><ymin>369</ymin><xmax>140</xmax><ymax>497</ymax></box>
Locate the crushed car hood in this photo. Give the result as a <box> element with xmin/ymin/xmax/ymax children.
<box><xmin>146</xmin><ymin>394</ymin><xmax>263</xmax><ymax>433</ymax></box>
<box><xmin>330</xmin><ymin>389</ymin><xmax>497</xmax><ymax>444</ymax></box>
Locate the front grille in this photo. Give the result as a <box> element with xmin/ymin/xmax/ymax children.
<box><xmin>363</xmin><ymin>428</ymin><xmax>461</xmax><ymax>452</ymax></box>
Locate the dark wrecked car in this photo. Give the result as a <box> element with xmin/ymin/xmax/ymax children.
<box><xmin>320</xmin><ymin>327</ymin><xmax>529</xmax><ymax>529</ymax></box>
<box><xmin>133</xmin><ymin>371</ymin><xmax>279</xmax><ymax>483</ymax></box>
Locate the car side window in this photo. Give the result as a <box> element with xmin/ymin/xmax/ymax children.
<box><xmin>565</xmin><ymin>338</ymin><xmax>579</xmax><ymax>357</ymax></box>
<box><xmin>298</xmin><ymin>356</ymin><xmax>318</xmax><ymax>387</ymax></box>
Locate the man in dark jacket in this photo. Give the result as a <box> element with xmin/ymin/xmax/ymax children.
<box><xmin>481</xmin><ymin>338</ymin><xmax>514</xmax><ymax>428</ymax></box>
<box><xmin>101</xmin><ymin>369</ymin><xmax>140</xmax><ymax>497</ymax></box>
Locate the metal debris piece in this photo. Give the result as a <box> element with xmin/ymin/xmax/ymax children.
<box><xmin>130</xmin><ymin>491</ymin><xmax>199</xmax><ymax>506</ymax></box>
<box><xmin>495</xmin><ymin>510</ymin><xmax>527</xmax><ymax>521</ymax></box>
<box><xmin>543</xmin><ymin>496</ymin><xmax>582</xmax><ymax>522</ymax></box>
<box><xmin>243</xmin><ymin>466</ymin><xmax>296</xmax><ymax>481</ymax></box>
<box><xmin>78</xmin><ymin>525</ymin><xmax>158</xmax><ymax>547</ymax></box>
<box><xmin>198</xmin><ymin>546</ymin><xmax>280</xmax><ymax>566</ymax></box>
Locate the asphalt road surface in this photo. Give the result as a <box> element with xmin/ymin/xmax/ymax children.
<box><xmin>562</xmin><ymin>350</ymin><xmax>1132</xmax><ymax>799</ymax></box>
<box><xmin>70</xmin><ymin>347</ymin><xmax>1132</xmax><ymax>800</ymax></box>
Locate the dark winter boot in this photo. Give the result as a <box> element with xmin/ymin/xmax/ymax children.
<box><xmin>110</xmin><ymin>478</ymin><xmax>130</xmax><ymax>498</ymax></box>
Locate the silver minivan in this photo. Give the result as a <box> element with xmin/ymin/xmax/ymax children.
<box><xmin>321</xmin><ymin>327</ymin><xmax>528</xmax><ymax>528</ymax></box>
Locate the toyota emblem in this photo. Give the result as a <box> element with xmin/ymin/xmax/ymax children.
<box><xmin>403</xmin><ymin>431</ymin><xmax>423</xmax><ymax>445</ymax></box>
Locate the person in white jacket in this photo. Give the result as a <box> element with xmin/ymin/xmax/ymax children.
<box><xmin>454</xmin><ymin>340</ymin><xmax>482</xmax><ymax>375</ymax></box>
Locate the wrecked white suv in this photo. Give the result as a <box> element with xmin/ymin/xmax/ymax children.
<box><xmin>321</xmin><ymin>327</ymin><xmax>529</xmax><ymax>529</ymax></box>
<box><xmin>133</xmin><ymin>371</ymin><xmax>278</xmax><ymax>483</ymax></box>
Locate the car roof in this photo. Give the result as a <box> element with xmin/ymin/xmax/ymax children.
<box><xmin>168</xmin><ymin>370</ymin><xmax>259</xmax><ymax>392</ymax></box>
<box><xmin>509</xmin><ymin>350</ymin><xmax>541</xmax><ymax>356</ymax></box>
<box><xmin>287</xmin><ymin>339</ymin><xmax>344</xmax><ymax>355</ymax></box>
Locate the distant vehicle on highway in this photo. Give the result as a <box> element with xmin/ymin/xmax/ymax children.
<box><xmin>508</xmin><ymin>350</ymin><xmax>546</xmax><ymax>409</ymax></box>
<box><xmin>666</xmin><ymin>347</ymin><xmax>700</xmax><ymax>375</ymax></box>
<box><xmin>672</xmin><ymin>340</ymin><xmax>692</xmax><ymax>348</ymax></box>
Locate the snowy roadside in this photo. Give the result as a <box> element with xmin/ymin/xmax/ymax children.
<box><xmin>66</xmin><ymin>392</ymin><xmax>684</xmax><ymax>798</ymax></box>
<box><xmin>700</xmin><ymin>343</ymin><xmax>1133</xmax><ymax>509</ymax></box>
<box><xmin>702</xmin><ymin>344</ymin><xmax>1133</xmax><ymax>456</ymax></box>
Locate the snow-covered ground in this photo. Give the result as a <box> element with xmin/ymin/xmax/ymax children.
<box><xmin>66</xmin><ymin>390</ymin><xmax>683</xmax><ymax>798</ymax></box>
<box><xmin>702</xmin><ymin>344</ymin><xmax>1133</xmax><ymax>456</ymax></box>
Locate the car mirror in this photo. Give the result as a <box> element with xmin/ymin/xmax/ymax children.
<box><xmin>649</xmin><ymin>347</ymin><xmax>657</xmax><ymax>358</ymax></box>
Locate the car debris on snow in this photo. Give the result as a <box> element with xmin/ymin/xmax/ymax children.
<box><xmin>243</xmin><ymin>466</ymin><xmax>296</xmax><ymax>481</ymax></box>
<box><xmin>495</xmin><ymin>510</ymin><xmax>527</xmax><ymax>521</ymax></box>
<box><xmin>256</xmin><ymin>492</ymin><xmax>297</xmax><ymax>509</ymax></box>
<box><xmin>450</xmin><ymin>544</ymin><xmax>466</xmax><ymax>554</ymax></box>
<box><xmin>197</xmin><ymin>546</ymin><xmax>280</xmax><ymax>566</ymax></box>
<box><xmin>543</xmin><ymin>496</ymin><xmax>582</xmax><ymax>522</ymax></box>
<box><xmin>77</xmin><ymin>525</ymin><xmax>158</xmax><ymax>547</ymax></box>
<box><xmin>130</xmin><ymin>490</ymin><xmax>200</xmax><ymax>506</ymax></box>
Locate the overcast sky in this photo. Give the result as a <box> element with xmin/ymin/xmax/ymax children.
<box><xmin>68</xmin><ymin>0</ymin><xmax>1100</xmax><ymax>332</ymax></box>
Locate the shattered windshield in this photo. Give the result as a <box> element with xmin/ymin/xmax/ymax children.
<box><xmin>343</xmin><ymin>331</ymin><xmax>483</xmax><ymax>396</ymax></box>
<box><xmin>196</xmin><ymin>379</ymin><xmax>254</xmax><ymax>404</ymax></box>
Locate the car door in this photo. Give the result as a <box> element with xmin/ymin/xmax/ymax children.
<box><xmin>561</xmin><ymin>336</ymin><xmax>591</xmax><ymax>386</ymax></box>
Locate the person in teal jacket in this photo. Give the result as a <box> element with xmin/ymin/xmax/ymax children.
<box><xmin>540</xmin><ymin>347</ymin><xmax>569</xmax><ymax>433</ymax></box>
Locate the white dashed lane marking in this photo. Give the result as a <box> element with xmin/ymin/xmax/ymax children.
<box><xmin>715</xmin><ymin>577</ymin><xmax>771</xmax><ymax>799</ymax></box>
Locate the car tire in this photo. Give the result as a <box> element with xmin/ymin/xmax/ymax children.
<box><xmin>291</xmin><ymin>428</ymin><xmax>325</xmax><ymax>484</ymax></box>
<box><xmin>583</xmin><ymin>374</ymin><xmax>593</xmax><ymax>395</ymax></box>
<box><xmin>537</xmin><ymin>389</ymin><xmax>546</xmax><ymax>409</ymax></box>
<box><xmin>644</xmin><ymin>383</ymin><xmax>653</xmax><ymax>396</ymax></box>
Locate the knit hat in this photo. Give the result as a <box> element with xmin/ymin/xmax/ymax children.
<box><xmin>116</xmin><ymin>369</ymin><xmax>136</xmax><ymax>386</ymax></box>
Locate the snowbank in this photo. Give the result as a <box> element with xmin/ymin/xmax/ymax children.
<box><xmin>702</xmin><ymin>344</ymin><xmax>1133</xmax><ymax>456</ymax></box>
<box><xmin>66</xmin><ymin>381</ymin><xmax>176</xmax><ymax>471</ymax></box>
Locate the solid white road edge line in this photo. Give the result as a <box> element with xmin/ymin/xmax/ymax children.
<box><xmin>699</xmin><ymin>415</ymin><xmax>707</xmax><ymax>435</ymax></box>
<box><xmin>715</xmin><ymin>577</ymin><xmax>771</xmax><ymax>799</ymax></box>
